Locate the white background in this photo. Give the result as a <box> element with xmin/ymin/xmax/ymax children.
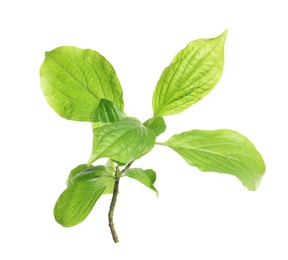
<box><xmin>1</xmin><ymin>0</ymin><xmax>287</xmax><ymax>259</ymax></box>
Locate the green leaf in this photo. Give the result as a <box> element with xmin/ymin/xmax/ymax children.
<box><xmin>69</xmin><ymin>165</ymin><xmax>110</xmax><ymax>186</ymax></box>
<box><xmin>93</xmin><ymin>99</ymin><xmax>126</xmax><ymax>123</ymax></box>
<box><xmin>66</xmin><ymin>164</ymin><xmax>88</xmax><ymax>187</ymax></box>
<box><xmin>40</xmin><ymin>46</ymin><xmax>124</xmax><ymax>121</ymax></box>
<box><xmin>101</xmin><ymin>178</ymin><xmax>116</xmax><ymax>194</ymax></box>
<box><xmin>105</xmin><ymin>159</ymin><xmax>115</xmax><ymax>174</ymax></box>
<box><xmin>112</xmin><ymin>160</ymin><xmax>127</xmax><ymax>167</ymax></box>
<box><xmin>125</xmin><ymin>168</ymin><xmax>158</xmax><ymax>196</ymax></box>
<box><xmin>92</xmin><ymin>121</ymin><xmax>109</xmax><ymax>129</ymax></box>
<box><xmin>159</xmin><ymin>129</ymin><xmax>265</xmax><ymax>191</ymax></box>
<box><xmin>67</xmin><ymin>161</ymin><xmax>116</xmax><ymax>194</ymax></box>
<box><xmin>54</xmin><ymin>178</ymin><xmax>113</xmax><ymax>227</ymax></box>
<box><xmin>88</xmin><ymin>117</ymin><xmax>156</xmax><ymax>165</ymax></box>
<box><xmin>152</xmin><ymin>30</ymin><xmax>228</xmax><ymax>117</ymax></box>
<box><xmin>143</xmin><ymin>117</ymin><xmax>166</xmax><ymax>137</ymax></box>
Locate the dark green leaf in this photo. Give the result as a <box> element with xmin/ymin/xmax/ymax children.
<box><xmin>66</xmin><ymin>164</ymin><xmax>88</xmax><ymax>187</ymax></box>
<box><xmin>125</xmin><ymin>168</ymin><xmax>158</xmax><ymax>196</ymax></box>
<box><xmin>40</xmin><ymin>46</ymin><xmax>124</xmax><ymax>121</ymax></box>
<box><xmin>153</xmin><ymin>30</ymin><xmax>227</xmax><ymax>116</ymax></box>
<box><xmin>112</xmin><ymin>160</ymin><xmax>127</xmax><ymax>167</ymax></box>
<box><xmin>69</xmin><ymin>165</ymin><xmax>109</xmax><ymax>186</ymax></box>
<box><xmin>143</xmin><ymin>117</ymin><xmax>166</xmax><ymax>137</ymax></box>
<box><xmin>159</xmin><ymin>129</ymin><xmax>265</xmax><ymax>191</ymax></box>
<box><xmin>93</xmin><ymin>99</ymin><xmax>126</xmax><ymax>123</ymax></box>
<box><xmin>68</xmin><ymin>161</ymin><xmax>116</xmax><ymax>194</ymax></box>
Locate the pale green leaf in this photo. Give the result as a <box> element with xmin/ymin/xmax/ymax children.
<box><xmin>159</xmin><ymin>129</ymin><xmax>265</xmax><ymax>191</ymax></box>
<box><xmin>40</xmin><ymin>46</ymin><xmax>124</xmax><ymax>121</ymax></box>
<box><xmin>54</xmin><ymin>178</ymin><xmax>113</xmax><ymax>227</ymax></box>
<box><xmin>143</xmin><ymin>117</ymin><xmax>166</xmax><ymax>137</ymax></box>
<box><xmin>88</xmin><ymin>117</ymin><xmax>156</xmax><ymax>165</ymax></box>
<box><xmin>153</xmin><ymin>30</ymin><xmax>227</xmax><ymax>116</ymax></box>
<box><xmin>125</xmin><ymin>168</ymin><xmax>158</xmax><ymax>196</ymax></box>
<box><xmin>105</xmin><ymin>159</ymin><xmax>115</xmax><ymax>174</ymax></box>
<box><xmin>101</xmin><ymin>179</ymin><xmax>115</xmax><ymax>194</ymax></box>
<box><xmin>93</xmin><ymin>99</ymin><xmax>126</xmax><ymax>123</ymax></box>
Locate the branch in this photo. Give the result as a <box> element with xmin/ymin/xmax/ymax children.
<box><xmin>108</xmin><ymin>161</ymin><xmax>134</xmax><ymax>243</ymax></box>
<box><xmin>108</xmin><ymin>176</ymin><xmax>120</xmax><ymax>243</ymax></box>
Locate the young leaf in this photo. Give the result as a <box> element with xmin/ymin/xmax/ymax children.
<box><xmin>152</xmin><ymin>30</ymin><xmax>227</xmax><ymax>117</ymax></box>
<box><xmin>158</xmin><ymin>129</ymin><xmax>265</xmax><ymax>191</ymax></box>
<box><xmin>143</xmin><ymin>117</ymin><xmax>166</xmax><ymax>137</ymax></box>
<box><xmin>40</xmin><ymin>46</ymin><xmax>124</xmax><ymax>122</ymax></box>
<box><xmin>93</xmin><ymin>99</ymin><xmax>126</xmax><ymax>123</ymax></box>
<box><xmin>54</xmin><ymin>179</ymin><xmax>113</xmax><ymax>227</ymax></box>
<box><xmin>125</xmin><ymin>168</ymin><xmax>158</xmax><ymax>196</ymax></box>
<box><xmin>67</xmin><ymin>162</ymin><xmax>115</xmax><ymax>194</ymax></box>
<box><xmin>66</xmin><ymin>164</ymin><xmax>88</xmax><ymax>187</ymax></box>
<box><xmin>105</xmin><ymin>159</ymin><xmax>115</xmax><ymax>174</ymax></box>
<box><xmin>69</xmin><ymin>165</ymin><xmax>111</xmax><ymax>186</ymax></box>
<box><xmin>88</xmin><ymin>117</ymin><xmax>156</xmax><ymax>165</ymax></box>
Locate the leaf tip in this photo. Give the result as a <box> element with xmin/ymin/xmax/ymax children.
<box><xmin>242</xmin><ymin>168</ymin><xmax>265</xmax><ymax>192</ymax></box>
<box><xmin>223</xmin><ymin>29</ymin><xmax>228</xmax><ymax>36</ymax></box>
<box><xmin>155</xmin><ymin>190</ymin><xmax>159</xmax><ymax>198</ymax></box>
<box><xmin>212</xmin><ymin>30</ymin><xmax>228</xmax><ymax>48</ymax></box>
<box><xmin>44</xmin><ymin>50</ymin><xmax>52</xmax><ymax>59</ymax></box>
<box><xmin>219</xmin><ymin>29</ymin><xmax>228</xmax><ymax>40</ymax></box>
